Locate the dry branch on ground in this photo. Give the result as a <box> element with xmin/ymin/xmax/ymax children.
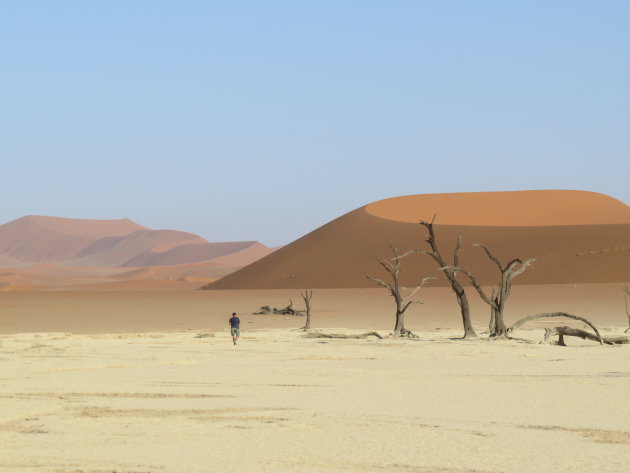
<box><xmin>254</xmin><ymin>300</ymin><xmax>305</xmax><ymax>316</ymax></box>
<box><xmin>543</xmin><ymin>326</ymin><xmax>629</xmax><ymax>346</ymax></box>
<box><xmin>303</xmin><ymin>331</ymin><xmax>384</xmax><ymax>340</ymax></box>
<box><xmin>508</xmin><ymin>312</ymin><xmax>604</xmax><ymax>344</ymax></box>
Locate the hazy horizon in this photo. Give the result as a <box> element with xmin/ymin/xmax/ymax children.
<box><xmin>2</xmin><ymin>2</ymin><xmax>629</xmax><ymax>246</ymax></box>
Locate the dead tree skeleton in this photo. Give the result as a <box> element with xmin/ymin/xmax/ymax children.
<box><xmin>543</xmin><ymin>326</ymin><xmax>629</xmax><ymax>346</ymax></box>
<box><xmin>508</xmin><ymin>312</ymin><xmax>603</xmax><ymax>343</ymax></box>
<box><xmin>365</xmin><ymin>243</ymin><xmax>434</xmax><ymax>337</ymax></box>
<box><xmin>301</xmin><ymin>289</ymin><xmax>313</xmax><ymax>331</ymax></box>
<box><xmin>416</xmin><ymin>219</ymin><xmax>477</xmax><ymax>339</ymax></box>
<box><xmin>445</xmin><ymin>244</ymin><xmax>535</xmax><ymax>338</ymax></box>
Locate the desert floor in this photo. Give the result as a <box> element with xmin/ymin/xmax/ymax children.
<box><xmin>1</xmin><ymin>285</ymin><xmax>629</xmax><ymax>472</ymax></box>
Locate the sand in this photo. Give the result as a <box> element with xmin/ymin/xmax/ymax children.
<box><xmin>2</xmin><ymin>326</ymin><xmax>629</xmax><ymax>473</ymax></box>
<box><xmin>2</xmin><ymin>284</ymin><xmax>630</xmax><ymax>472</ymax></box>
<box><xmin>1</xmin><ymin>284</ymin><xmax>628</xmax><ymax>334</ymax></box>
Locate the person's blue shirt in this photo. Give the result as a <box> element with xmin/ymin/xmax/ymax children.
<box><xmin>229</xmin><ymin>316</ymin><xmax>240</xmax><ymax>328</ymax></box>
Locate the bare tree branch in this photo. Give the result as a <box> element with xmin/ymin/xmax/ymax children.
<box><xmin>441</xmin><ymin>266</ymin><xmax>496</xmax><ymax>309</ymax></box>
<box><xmin>509</xmin><ymin>258</ymin><xmax>536</xmax><ymax>278</ymax></box>
<box><xmin>472</xmin><ymin>243</ymin><xmax>503</xmax><ymax>270</ymax></box>
<box><xmin>402</xmin><ymin>276</ymin><xmax>437</xmax><ymax>306</ymax></box>
<box><xmin>453</xmin><ymin>236</ymin><xmax>463</xmax><ymax>268</ymax></box>
<box><xmin>413</xmin><ymin>248</ymin><xmax>440</xmax><ymax>260</ymax></box>
<box><xmin>365</xmin><ymin>274</ymin><xmax>393</xmax><ymax>293</ymax></box>
<box><xmin>397</xmin><ymin>249</ymin><xmax>419</xmax><ymax>260</ymax></box>
<box><xmin>469</xmin><ymin>244</ymin><xmax>535</xmax><ymax>338</ymax></box>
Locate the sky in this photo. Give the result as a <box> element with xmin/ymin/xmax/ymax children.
<box><xmin>1</xmin><ymin>1</ymin><xmax>629</xmax><ymax>246</ymax></box>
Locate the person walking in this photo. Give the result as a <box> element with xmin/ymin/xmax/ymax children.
<box><xmin>229</xmin><ymin>312</ymin><xmax>240</xmax><ymax>346</ymax></box>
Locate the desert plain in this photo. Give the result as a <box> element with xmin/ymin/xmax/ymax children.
<box><xmin>2</xmin><ymin>190</ymin><xmax>630</xmax><ymax>472</ymax></box>
<box><xmin>2</xmin><ymin>284</ymin><xmax>630</xmax><ymax>473</ymax></box>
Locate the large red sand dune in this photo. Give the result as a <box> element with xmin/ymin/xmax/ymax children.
<box><xmin>206</xmin><ymin>190</ymin><xmax>630</xmax><ymax>289</ymax></box>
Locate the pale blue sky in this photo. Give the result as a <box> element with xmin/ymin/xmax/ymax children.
<box><xmin>2</xmin><ymin>1</ymin><xmax>629</xmax><ymax>246</ymax></box>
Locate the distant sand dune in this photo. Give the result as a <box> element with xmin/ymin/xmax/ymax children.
<box><xmin>0</xmin><ymin>215</ymin><xmax>275</xmax><ymax>289</ymax></box>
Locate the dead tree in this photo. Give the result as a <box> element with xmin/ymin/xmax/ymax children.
<box><xmin>624</xmin><ymin>285</ymin><xmax>630</xmax><ymax>333</ymax></box>
<box><xmin>543</xmin><ymin>326</ymin><xmax>629</xmax><ymax>346</ymax></box>
<box><xmin>445</xmin><ymin>244</ymin><xmax>535</xmax><ymax>338</ymax></box>
<box><xmin>301</xmin><ymin>289</ymin><xmax>313</xmax><ymax>331</ymax></box>
<box><xmin>416</xmin><ymin>219</ymin><xmax>477</xmax><ymax>339</ymax></box>
<box><xmin>508</xmin><ymin>312</ymin><xmax>603</xmax><ymax>343</ymax></box>
<box><xmin>365</xmin><ymin>243</ymin><xmax>434</xmax><ymax>337</ymax></box>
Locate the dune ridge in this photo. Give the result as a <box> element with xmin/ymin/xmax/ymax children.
<box><xmin>366</xmin><ymin>190</ymin><xmax>630</xmax><ymax>226</ymax></box>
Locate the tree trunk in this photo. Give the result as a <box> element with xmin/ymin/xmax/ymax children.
<box><xmin>419</xmin><ymin>222</ymin><xmax>477</xmax><ymax>339</ymax></box>
<box><xmin>492</xmin><ymin>295</ymin><xmax>508</xmax><ymax>337</ymax></box>
<box><xmin>492</xmin><ymin>308</ymin><xmax>508</xmax><ymax>337</ymax></box>
<box><xmin>303</xmin><ymin>292</ymin><xmax>312</xmax><ymax>330</ymax></box>
<box><xmin>393</xmin><ymin>309</ymin><xmax>405</xmax><ymax>336</ymax></box>
<box><xmin>455</xmin><ymin>289</ymin><xmax>476</xmax><ymax>339</ymax></box>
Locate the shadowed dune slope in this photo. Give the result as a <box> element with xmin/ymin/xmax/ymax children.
<box><xmin>204</xmin><ymin>242</ymin><xmax>277</xmax><ymax>267</ymax></box>
<box><xmin>122</xmin><ymin>241</ymin><xmax>262</xmax><ymax>267</ymax></box>
<box><xmin>206</xmin><ymin>190</ymin><xmax>630</xmax><ymax>289</ymax></box>
<box><xmin>71</xmin><ymin>230</ymin><xmax>207</xmax><ymax>266</ymax></box>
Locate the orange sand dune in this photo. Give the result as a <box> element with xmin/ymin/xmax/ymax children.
<box><xmin>366</xmin><ymin>190</ymin><xmax>630</xmax><ymax>226</ymax></box>
<box><xmin>207</xmin><ymin>190</ymin><xmax>630</xmax><ymax>289</ymax></box>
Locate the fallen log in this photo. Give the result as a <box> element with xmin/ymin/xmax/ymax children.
<box><xmin>254</xmin><ymin>299</ymin><xmax>305</xmax><ymax>316</ymax></box>
<box><xmin>544</xmin><ymin>326</ymin><xmax>630</xmax><ymax>346</ymax></box>
<box><xmin>508</xmin><ymin>312</ymin><xmax>603</xmax><ymax>344</ymax></box>
<box><xmin>303</xmin><ymin>331</ymin><xmax>384</xmax><ymax>340</ymax></box>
